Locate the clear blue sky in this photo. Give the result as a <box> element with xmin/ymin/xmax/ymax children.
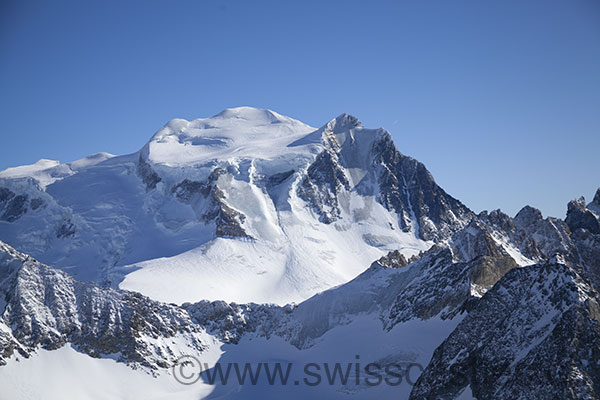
<box><xmin>1</xmin><ymin>0</ymin><xmax>599</xmax><ymax>218</ymax></box>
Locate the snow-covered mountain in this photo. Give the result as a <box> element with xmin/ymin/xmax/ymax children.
<box><xmin>0</xmin><ymin>107</ymin><xmax>599</xmax><ymax>399</ymax></box>
<box><xmin>0</xmin><ymin>107</ymin><xmax>472</xmax><ymax>305</ymax></box>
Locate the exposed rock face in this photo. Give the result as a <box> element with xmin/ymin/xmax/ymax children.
<box><xmin>509</xmin><ymin>193</ymin><xmax>600</xmax><ymax>292</ymax></box>
<box><xmin>0</xmin><ymin>187</ymin><xmax>13</xmax><ymax>202</ymax></box>
<box><xmin>297</xmin><ymin>113</ymin><xmax>474</xmax><ymax>240</ymax></box>
<box><xmin>1</xmin><ymin>194</ymin><xmax>27</xmax><ymax>222</ymax></box>
<box><xmin>449</xmin><ymin>220</ymin><xmax>509</xmax><ymax>262</ymax></box>
<box><xmin>171</xmin><ymin>169</ymin><xmax>251</xmax><ymax>239</ymax></box>
<box><xmin>567</xmin><ymin>196</ymin><xmax>600</xmax><ymax>235</ymax></box>
<box><xmin>572</xmin><ymin>228</ymin><xmax>600</xmax><ymax>291</ymax></box>
<box><xmin>514</xmin><ymin>205</ymin><xmax>574</xmax><ymax>259</ymax></box>
<box><xmin>56</xmin><ymin>219</ymin><xmax>76</xmax><ymax>238</ymax></box>
<box><xmin>1</xmin><ymin>188</ymin><xmax>28</xmax><ymax>222</ymax></box>
<box><xmin>372</xmin><ymin>133</ymin><xmax>474</xmax><ymax>241</ymax></box>
<box><xmin>29</xmin><ymin>198</ymin><xmax>44</xmax><ymax>210</ymax></box>
<box><xmin>410</xmin><ymin>261</ymin><xmax>600</xmax><ymax>400</ymax></box>
<box><xmin>374</xmin><ymin>249</ymin><xmax>410</xmax><ymax>269</ymax></box>
<box><xmin>386</xmin><ymin>230</ymin><xmax>518</xmax><ymax>326</ymax></box>
<box><xmin>0</xmin><ymin>241</ymin><xmax>206</xmax><ymax>369</ymax></box>
<box><xmin>136</xmin><ymin>154</ymin><xmax>161</xmax><ymax>190</ymax></box>
<box><xmin>171</xmin><ymin>178</ymin><xmax>211</xmax><ymax>201</ymax></box>
<box><xmin>266</xmin><ymin>169</ymin><xmax>295</xmax><ymax>188</ymax></box>
<box><xmin>563</xmin><ymin>192</ymin><xmax>600</xmax><ymax>291</ymax></box>
<box><xmin>184</xmin><ymin>300</ymin><xmax>292</xmax><ymax>344</ymax></box>
<box><xmin>0</xmin><ymin>185</ymin><xmax>46</xmax><ymax>223</ymax></box>
<box><xmin>298</xmin><ymin>149</ymin><xmax>350</xmax><ymax>224</ymax></box>
<box><xmin>478</xmin><ymin>208</ymin><xmax>541</xmax><ymax>261</ymax></box>
<box><xmin>387</xmin><ymin>248</ymin><xmax>469</xmax><ymax>323</ymax></box>
<box><xmin>209</xmin><ymin>186</ymin><xmax>250</xmax><ymax>238</ymax></box>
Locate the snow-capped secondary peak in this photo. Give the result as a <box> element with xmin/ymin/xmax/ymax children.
<box><xmin>0</xmin><ymin>153</ymin><xmax>116</xmax><ymax>188</ymax></box>
<box><xmin>0</xmin><ymin>159</ymin><xmax>61</xmax><ymax>180</ymax></box>
<box><xmin>290</xmin><ymin>112</ymin><xmax>381</xmax><ymax>152</ymax></box>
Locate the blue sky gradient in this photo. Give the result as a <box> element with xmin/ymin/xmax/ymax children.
<box><xmin>1</xmin><ymin>0</ymin><xmax>599</xmax><ymax>217</ymax></box>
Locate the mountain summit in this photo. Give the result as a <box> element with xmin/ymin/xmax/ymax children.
<box><xmin>1</xmin><ymin>108</ymin><xmax>471</xmax><ymax>305</ymax></box>
<box><xmin>144</xmin><ymin>107</ymin><xmax>315</xmax><ymax>167</ymax></box>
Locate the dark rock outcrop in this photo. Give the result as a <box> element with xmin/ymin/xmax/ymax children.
<box><xmin>566</xmin><ymin>196</ymin><xmax>600</xmax><ymax>235</ymax></box>
<box><xmin>184</xmin><ymin>300</ymin><xmax>292</xmax><ymax>344</ymax></box>
<box><xmin>0</xmin><ymin>186</ymin><xmax>28</xmax><ymax>223</ymax></box>
<box><xmin>410</xmin><ymin>261</ymin><xmax>600</xmax><ymax>400</ymax></box>
<box><xmin>514</xmin><ymin>205</ymin><xmax>574</xmax><ymax>259</ymax></box>
<box><xmin>371</xmin><ymin>133</ymin><xmax>474</xmax><ymax>241</ymax></box>
<box><xmin>0</xmin><ymin>241</ymin><xmax>206</xmax><ymax>369</ymax></box>
<box><xmin>374</xmin><ymin>249</ymin><xmax>410</xmax><ymax>269</ymax></box>
<box><xmin>267</xmin><ymin>170</ymin><xmax>295</xmax><ymax>188</ymax></box>
<box><xmin>171</xmin><ymin>169</ymin><xmax>251</xmax><ymax>239</ymax></box>
<box><xmin>0</xmin><ymin>186</ymin><xmax>46</xmax><ymax>223</ymax></box>
<box><xmin>136</xmin><ymin>154</ymin><xmax>161</xmax><ymax>190</ymax></box>
<box><xmin>208</xmin><ymin>186</ymin><xmax>250</xmax><ymax>238</ymax></box>
<box><xmin>298</xmin><ymin>114</ymin><xmax>474</xmax><ymax>240</ymax></box>
<box><xmin>298</xmin><ymin>149</ymin><xmax>350</xmax><ymax>224</ymax></box>
<box><xmin>478</xmin><ymin>208</ymin><xmax>541</xmax><ymax>261</ymax></box>
<box><xmin>56</xmin><ymin>219</ymin><xmax>76</xmax><ymax>239</ymax></box>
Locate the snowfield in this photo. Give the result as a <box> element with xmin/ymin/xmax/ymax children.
<box><xmin>0</xmin><ymin>345</ymin><xmax>215</xmax><ymax>400</ymax></box>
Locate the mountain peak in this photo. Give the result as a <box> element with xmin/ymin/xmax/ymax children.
<box><xmin>324</xmin><ymin>113</ymin><xmax>363</xmax><ymax>133</ymax></box>
<box><xmin>515</xmin><ymin>205</ymin><xmax>543</xmax><ymax>221</ymax></box>
<box><xmin>212</xmin><ymin>106</ymin><xmax>289</xmax><ymax>124</ymax></box>
<box><xmin>593</xmin><ymin>187</ymin><xmax>600</xmax><ymax>206</ymax></box>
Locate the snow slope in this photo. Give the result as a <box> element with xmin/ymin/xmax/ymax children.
<box><xmin>117</xmin><ymin>195</ymin><xmax>427</xmax><ymax>304</ymax></box>
<box><xmin>0</xmin><ymin>345</ymin><xmax>214</xmax><ymax>400</ymax></box>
